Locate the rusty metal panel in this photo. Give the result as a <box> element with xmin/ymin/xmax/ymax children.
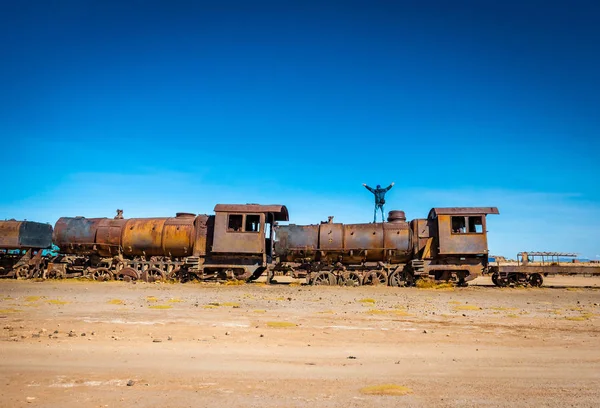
<box><xmin>96</xmin><ymin>219</ymin><xmax>127</xmax><ymax>256</ymax></box>
<box><xmin>122</xmin><ymin>218</ymin><xmax>167</xmax><ymax>256</ymax></box>
<box><xmin>192</xmin><ymin>215</ymin><xmax>210</xmax><ymax>256</ymax></box>
<box><xmin>411</xmin><ymin>218</ymin><xmax>432</xmax><ymax>257</ymax></box>
<box><xmin>382</xmin><ymin>222</ymin><xmax>411</xmax><ymax>261</ymax></box>
<box><xmin>214</xmin><ymin>204</ymin><xmax>289</xmax><ymax>221</ymax></box>
<box><xmin>319</xmin><ymin>223</ymin><xmax>343</xmax><ymax>250</ymax></box>
<box><xmin>162</xmin><ymin>214</ymin><xmax>195</xmax><ymax>257</ymax></box>
<box><xmin>343</xmin><ymin>223</ymin><xmax>382</xmax><ymax>260</ymax></box>
<box><xmin>53</xmin><ymin>217</ymin><xmax>106</xmax><ymax>254</ymax></box>
<box><xmin>212</xmin><ymin>212</ymin><xmax>265</xmax><ymax>254</ymax></box>
<box><xmin>437</xmin><ymin>214</ymin><xmax>488</xmax><ymax>255</ymax></box>
<box><xmin>274</xmin><ymin>224</ymin><xmax>319</xmax><ymax>260</ymax></box>
<box><xmin>19</xmin><ymin>222</ymin><xmax>52</xmax><ymax>248</ymax></box>
<box><xmin>0</xmin><ymin>221</ymin><xmax>21</xmax><ymax>248</ymax></box>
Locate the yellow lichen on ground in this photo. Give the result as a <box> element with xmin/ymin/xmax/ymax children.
<box><xmin>107</xmin><ymin>299</ymin><xmax>124</xmax><ymax>305</ymax></box>
<box><xmin>168</xmin><ymin>298</ymin><xmax>183</xmax><ymax>303</ymax></box>
<box><xmin>220</xmin><ymin>302</ymin><xmax>240</xmax><ymax>307</ymax></box>
<box><xmin>146</xmin><ymin>296</ymin><xmax>159</xmax><ymax>303</ymax></box>
<box><xmin>359</xmin><ymin>384</ymin><xmax>413</xmax><ymax>396</ymax></box>
<box><xmin>25</xmin><ymin>296</ymin><xmax>42</xmax><ymax>302</ymax></box>
<box><xmin>358</xmin><ymin>298</ymin><xmax>376</xmax><ymax>304</ymax></box>
<box><xmin>266</xmin><ymin>321</ymin><xmax>297</xmax><ymax>328</ymax></box>
<box><xmin>506</xmin><ymin>314</ymin><xmax>519</xmax><ymax>318</ymax></box>
<box><xmin>253</xmin><ymin>309</ymin><xmax>266</xmax><ymax>313</ymax></box>
<box><xmin>448</xmin><ymin>300</ymin><xmax>461</xmax><ymax>305</ymax></box>
<box><xmin>490</xmin><ymin>306</ymin><xmax>518</xmax><ymax>311</ymax></box>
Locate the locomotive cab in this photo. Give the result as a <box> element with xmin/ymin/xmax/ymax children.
<box><xmin>428</xmin><ymin>207</ymin><xmax>499</xmax><ymax>256</ymax></box>
<box><xmin>211</xmin><ymin>204</ymin><xmax>289</xmax><ymax>259</ymax></box>
<box><xmin>409</xmin><ymin>207</ymin><xmax>499</xmax><ymax>284</ymax></box>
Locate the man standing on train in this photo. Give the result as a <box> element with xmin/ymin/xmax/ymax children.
<box><xmin>362</xmin><ymin>182</ymin><xmax>395</xmax><ymax>223</ymax></box>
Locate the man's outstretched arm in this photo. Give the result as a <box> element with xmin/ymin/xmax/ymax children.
<box><xmin>385</xmin><ymin>182</ymin><xmax>395</xmax><ymax>191</ymax></box>
<box><xmin>362</xmin><ymin>183</ymin><xmax>375</xmax><ymax>193</ymax></box>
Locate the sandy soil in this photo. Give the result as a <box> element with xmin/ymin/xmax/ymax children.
<box><xmin>1</xmin><ymin>277</ymin><xmax>600</xmax><ymax>408</ymax></box>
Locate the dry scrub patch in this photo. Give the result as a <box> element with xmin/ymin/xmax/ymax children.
<box><xmin>266</xmin><ymin>321</ymin><xmax>297</xmax><ymax>328</ymax></box>
<box><xmin>47</xmin><ymin>299</ymin><xmax>69</xmax><ymax>305</ymax></box>
<box><xmin>360</xmin><ymin>384</ymin><xmax>413</xmax><ymax>396</ymax></box>
<box><xmin>107</xmin><ymin>299</ymin><xmax>124</xmax><ymax>305</ymax></box>
<box><xmin>148</xmin><ymin>305</ymin><xmax>172</xmax><ymax>310</ymax></box>
<box><xmin>453</xmin><ymin>305</ymin><xmax>482</xmax><ymax>311</ymax></box>
<box><xmin>416</xmin><ymin>279</ymin><xmax>454</xmax><ymax>290</ymax></box>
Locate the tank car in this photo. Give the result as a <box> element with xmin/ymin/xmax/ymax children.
<box><xmin>51</xmin><ymin>205</ymin><xmax>289</xmax><ymax>281</ymax></box>
<box><xmin>272</xmin><ymin>207</ymin><xmax>499</xmax><ymax>286</ymax></box>
<box><xmin>0</xmin><ymin>220</ymin><xmax>53</xmax><ymax>278</ymax></box>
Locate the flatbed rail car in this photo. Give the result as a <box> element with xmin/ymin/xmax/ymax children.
<box><xmin>488</xmin><ymin>252</ymin><xmax>600</xmax><ymax>287</ymax></box>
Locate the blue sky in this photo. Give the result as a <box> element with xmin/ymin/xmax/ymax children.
<box><xmin>1</xmin><ymin>1</ymin><xmax>598</xmax><ymax>258</ymax></box>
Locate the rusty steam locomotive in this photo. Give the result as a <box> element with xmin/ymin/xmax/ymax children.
<box><xmin>0</xmin><ymin>204</ymin><xmax>500</xmax><ymax>286</ymax></box>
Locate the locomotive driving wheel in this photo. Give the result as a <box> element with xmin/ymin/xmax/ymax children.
<box><xmin>338</xmin><ymin>271</ymin><xmax>362</xmax><ymax>287</ymax></box>
<box><xmin>116</xmin><ymin>267</ymin><xmax>139</xmax><ymax>282</ymax></box>
<box><xmin>90</xmin><ymin>268</ymin><xmax>114</xmax><ymax>281</ymax></box>
<box><xmin>364</xmin><ymin>270</ymin><xmax>388</xmax><ymax>286</ymax></box>
<box><xmin>388</xmin><ymin>271</ymin><xmax>404</xmax><ymax>287</ymax></box>
<box><xmin>14</xmin><ymin>265</ymin><xmax>30</xmax><ymax>279</ymax></box>
<box><xmin>311</xmin><ymin>271</ymin><xmax>336</xmax><ymax>286</ymax></box>
<box><xmin>142</xmin><ymin>268</ymin><xmax>166</xmax><ymax>283</ymax></box>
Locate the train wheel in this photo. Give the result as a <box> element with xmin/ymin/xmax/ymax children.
<box><xmin>364</xmin><ymin>270</ymin><xmax>388</xmax><ymax>286</ymax></box>
<box><xmin>91</xmin><ymin>268</ymin><xmax>114</xmax><ymax>281</ymax></box>
<box><xmin>311</xmin><ymin>271</ymin><xmax>336</xmax><ymax>286</ymax></box>
<box><xmin>14</xmin><ymin>266</ymin><xmax>30</xmax><ymax>279</ymax></box>
<box><xmin>167</xmin><ymin>267</ymin><xmax>182</xmax><ymax>282</ymax></box>
<box><xmin>388</xmin><ymin>271</ymin><xmax>404</xmax><ymax>287</ymax></box>
<box><xmin>528</xmin><ymin>273</ymin><xmax>544</xmax><ymax>287</ymax></box>
<box><xmin>116</xmin><ymin>267</ymin><xmax>139</xmax><ymax>282</ymax></box>
<box><xmin>338</xmin><ymin>271</ymin><xmax>362</xmax><ymax>287</ymax></box>
<box><xmin>142</xmin><ymin>268</ymin><xmax>165</xmax><ymax>283</ymax></box>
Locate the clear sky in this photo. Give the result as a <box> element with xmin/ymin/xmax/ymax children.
<box><xmin>1</xmin><ymin>1</ymin><xmax>599</xmax><ymax>259</ymax></box>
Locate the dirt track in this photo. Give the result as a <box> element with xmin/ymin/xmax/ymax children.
<box><xmin>1</xmin><ymin>278</ymin><xmax>600</xmax><ymax>407</ymax></box>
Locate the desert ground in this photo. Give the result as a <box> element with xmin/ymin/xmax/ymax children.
<box><xmin>1</xmin><ymin>276</ymin><xmax>599</xmax><ymax>408</ymax></box>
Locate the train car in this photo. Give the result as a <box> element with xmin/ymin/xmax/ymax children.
<box><xmin>488</xmin><ymin>252</ymin><xmax>600</xmax><ymax>287</ymax></box>
<box><xmin>272</xmin><ymin>207</ymin><xmax>499</xmax><ymax>286</ymax></box>
<box><xmin>0</xmin><ymin>220</ymin><xmax>53</xmax><ymax>278</ymax></box>
<box><xmin>51</xmin><ymin>205</ymin><xmax>289</xmax><ymax>281</ymax></box>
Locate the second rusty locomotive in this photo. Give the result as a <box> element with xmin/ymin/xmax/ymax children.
<box><xmin>273</xmin><ymin>207</ymin><xmax>499</xmax><ymax>286</ymax></box>
<box><xmin>48</xmin><ymin>204</ymin><xmax>498</xmax><ymax>286</ymax></box>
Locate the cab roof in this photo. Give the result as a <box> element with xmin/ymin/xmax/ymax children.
<box><xmin>213</xmin><ymin>204</ymin><xmax>289</xmax><ymax>221</ymax></box>
<box><xmin>428</xmin><ymin>207</ymin><xmax>499</xmax><ymax>219</ymax></box>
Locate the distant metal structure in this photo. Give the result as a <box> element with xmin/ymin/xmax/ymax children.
<box><xmin>518</xmin><ymin>252</ymin><xmax>578</xmax><ymax>266</ymax></box>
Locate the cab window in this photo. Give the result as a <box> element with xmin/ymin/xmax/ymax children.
<box><xmin>451</xmin><ymin>216</ymin><xmax>466</xmax><ymax>233</ymax></box>
<box><xmin>468</xmin><ymin>216</ymin><xmax>483</xmax><ymax>233</ymax></box>
<box><xmin>245</xmin><ymin>214</ymin><xmax>261</xmax><ymax>232</ymax></box>
<box><xmin>227</xmin><ymin>214</ymin><xmax>243</xmax><ymax>232</ymax></box>
<box><xmin>452</xmin><ymin>216</ymin><xmax>483</xmax><ymax>234</ymax></box>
